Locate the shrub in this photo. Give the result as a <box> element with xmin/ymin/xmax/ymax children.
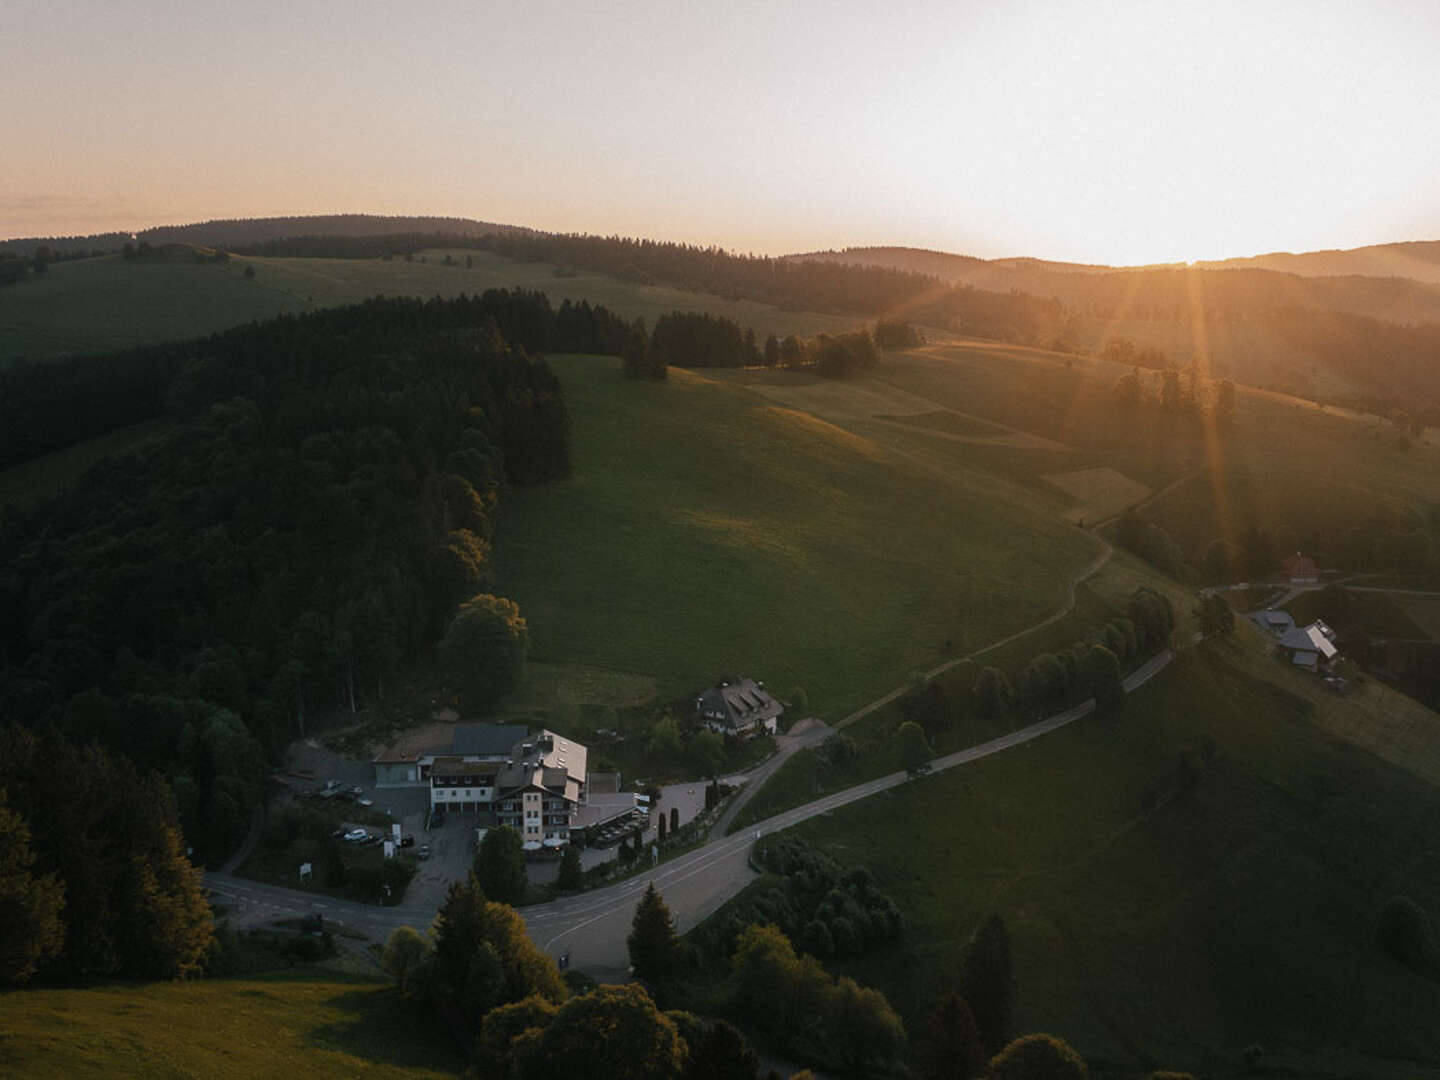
<box><xmin>1376</xmin><ymin>895</ymin><xmax>1436</xmax><ymax>972</ymax></box>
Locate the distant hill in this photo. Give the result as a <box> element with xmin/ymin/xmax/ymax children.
<box><xmin>1194</xmin><ymin>240</ymin><xmax>1440</xmax><ymax>284</ymax></box>
<box><xmin>790</xmin><ymin>245</ymin><xmax>1440</xmax><ymax>327</ymax></box>
<box><xmin>0</xmin><ymin>213</ymin><xmax>527</xmax><ymax>256</ymax></box>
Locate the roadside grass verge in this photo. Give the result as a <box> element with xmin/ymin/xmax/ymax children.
<box><xmin>0</xmin><ymin>971</ymin><xmax>462</xmax><ymax>1079</ymax></box>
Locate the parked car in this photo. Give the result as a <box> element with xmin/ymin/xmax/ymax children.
<box><xmin>343</xmin><ymin>828</ymin><xmax>368</xmax><ymax>842</ymax></box>
<box><xmin>399</xmin><ymin>835</ymin><xmax>415</xmax><ymax>848</ymax></box>
<box><xmin>428</xmin><ymin>809</ymin><xmax>445</xmax><ymax>829</ymax></box>
<box><xmin>416</xmin><ymin>844</ymin><xmax>431</xmax><ymax>859</ymax></box>
<box><xmin>362</xmin><ymin>834</ymin><xmax>384</xmax><ymax>846</ymax></box>
<box><xmin>330</xmin><ymin>828</ymin><xmax>348</xmax><ymax>839</ymax></box>
<box><xmin>356</xmin><ymin>797</ymin><xmax>374</xmax><ymax>807</ymax></box>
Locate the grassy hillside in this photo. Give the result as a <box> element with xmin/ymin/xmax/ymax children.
<box><xmin>0</xmin><ymin>971</ymin><xmax>462</xmax><ymax>1078</ymax></box>
<box><xmin>784</xmin><ymin>631</ymin><xmax>1440</xmax><ymax>1078</ymax></box>
<box><xmin>0</xmin><ymin>418</ymin><xmax>170</xmax><ymax>509</ymax></box>
<box><xmin>0</xmin><ymin>248</ymin><xmax>866</xmax><ymax>362</ymax></box>
<box><xmin>491</xmin><ymin>357</ymin><xmax>1098</xmax><ymax>721</ymax></box>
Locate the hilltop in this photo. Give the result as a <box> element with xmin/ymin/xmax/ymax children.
<box><xmin>0</xmin><ymin>213</ymin><xmax>526</xmax><ymax>256</ymax></box>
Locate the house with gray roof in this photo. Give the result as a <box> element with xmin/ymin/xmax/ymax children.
<box><xmin>1246</xmin><ymin>609</ymin><xmax>1296</xmax><ymax>639</ymax></box>
<box><xmin>1278</xmin><ymin>620</ymin><xmax>1338</xmax><ymax>671</ymax></box>
<box><xmin>695</xmin><ymin>676</ymin><xmax>784</xmax><ymax>738</ymax></box>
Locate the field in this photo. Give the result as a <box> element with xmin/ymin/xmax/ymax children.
<box><xmin>0</xmin><ymin>248</ymin><xmax>868</xmax><ymax>362</ymax></box>
<box><xmin>0</xmin><ymin>972</ymin><xmax>462</xmax><ymax>1078</ymax></box>
<box><xmin>730</xmin><ymin>550</ymin><xmax>1197</xmax><ymax>831</ymax></box>
<box><xmin>492</xmin><ymin>359</ymin><xmax>1098</xmax><ymax>720</ymax></box>
<box><xmin>784</xmin><ymin>632</ymin><xmax>1440</xmax><ymax>1078</ymax></box>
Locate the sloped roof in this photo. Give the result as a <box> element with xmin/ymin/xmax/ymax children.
<box><xmin>451</xmin><ymin>723</ymin><xmax>530</xmax><ymax>756</ymax></box>
<box><xmin>696</xmin><ymin>678</ymin><xmax>784</xmax><ymax>729</ymax></box>
<box><xmin>1279</xmin><ymin>622</ymin><xmax>1338</xmax><ymax>659</ymax></box>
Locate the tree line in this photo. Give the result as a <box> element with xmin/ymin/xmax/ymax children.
<box><xmin>0</xmin><ymin>287</ymin><xmax>631</xmax><ymax>469</ymax></box>
<box><xmin>0</xmin><ymin>292</ymin><xmax>623</xmax><ymax>863</ymax></box>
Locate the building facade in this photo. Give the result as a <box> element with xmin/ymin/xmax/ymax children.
<box><xmin>375</xmin><ymin>724</ymin><xmax>587</xmax><ymax>848</ymax></box>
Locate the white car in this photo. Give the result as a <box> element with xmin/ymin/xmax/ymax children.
<box><xmin>356</xmin><ymin>797</ymin><xmax>374</xmax><ymax>807</ymax></box>
<box><xmin>342</xmin><ymin>828</ymin><xmax>368</xmax><ymax>842</ymax></box>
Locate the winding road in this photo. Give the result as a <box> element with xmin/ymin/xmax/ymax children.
<box><xmin>205</xmin><ymin>650</ymin><xmax>1174</xmax><ymax>976</ymax></box>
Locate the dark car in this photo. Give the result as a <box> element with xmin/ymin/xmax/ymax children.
<box><xmin>330</xmin><ymin>828</ymin><xmax>347</xmax><ymax>839</ymax></box>
<box><xmin>416</xmin><ymin>844</ymin><xmax>432</xmax><ymax>860</ymax></box>
<box><xmin>428</xmin><ymin>809</ymin><xmax>445</xmax><ymax>829</ymax></box>
<box><xmin>362</xmin><ymin>834</ymin><xmax>384</xmax><ymax>846</ymax></box>
<box><xmin>399</xmin><ymin>835</ymin><xmax>415</xmax><ymax>848</ymax></box>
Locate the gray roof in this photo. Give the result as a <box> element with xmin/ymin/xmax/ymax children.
<box><xmin>451</xmin><ymin>723</ymin><xmax>531</xmax><ymax>757</ymax></box>
<box><xmin>696</xmin><ymin>678</ymin><xmax>784</xmax><ymax>730</ymax></box>
<box><xmin>1279</xmin><ymin>623</ymin><xmax>1338</xmax><ymax>659</ymax></box>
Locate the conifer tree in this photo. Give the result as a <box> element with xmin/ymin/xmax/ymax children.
<box><xmin>628</xmin><ymin>882</ymin><xmax>680</xmax><ymax>983</ymax></box>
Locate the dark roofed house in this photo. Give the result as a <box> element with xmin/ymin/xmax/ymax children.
<box><xmin>451</xmin><ymin>723</ymin><xmax>530</xmax><ymax>758</ymax></box>
<box><xmin>696</xmin><ymin>676</ymin><xmax>784</xmax><ymax>739</ymax></box>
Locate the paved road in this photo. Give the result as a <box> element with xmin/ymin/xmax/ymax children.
<box><xmin>206</xmin><ymin>650</ymin><xmax>1174</xmax><ymax>975</ymax></box>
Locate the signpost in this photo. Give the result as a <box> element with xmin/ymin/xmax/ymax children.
<box><xmin>299</xmin><ymin>861</ymin><xmax>312</xmax><ymax>880</ymax></box>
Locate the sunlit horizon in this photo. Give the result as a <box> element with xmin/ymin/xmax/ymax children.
<box><xmin>5</xmin><ymin>0</ymin><xmax>1440</xmax><ymax>266</ymax></box>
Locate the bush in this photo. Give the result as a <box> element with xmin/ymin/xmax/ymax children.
<box><xmin>1376</xmin><ymin>895</ymin><xmax>1436</xmax><ymax>972</ymax></box>
<box><xmin>988</xmin><ymin>1033</ymin><xmax>1088</xmax><ymax>1080</ymax></box>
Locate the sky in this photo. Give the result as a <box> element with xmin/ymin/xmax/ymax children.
<box><xmin>5</xmin><ymin>0</ymin><xmax>1440</xmax><ymax>264</ymax></box>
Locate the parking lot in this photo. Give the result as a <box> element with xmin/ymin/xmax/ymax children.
<box><xmin>283</xmin><ymin>738</ymin><xmax>720</xmax><ymax>899</ymax></box>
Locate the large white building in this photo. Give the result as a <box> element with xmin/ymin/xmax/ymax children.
<box><xmin>374</xmin><ymin>724</ymin><xmax>588</xmax><ymax>849</ymax></box>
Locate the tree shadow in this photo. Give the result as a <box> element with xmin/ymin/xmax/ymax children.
<box><xmin>301</xmin><ymin>984</ymin><xmax>465</xmax><ymax>1071</ymax></box>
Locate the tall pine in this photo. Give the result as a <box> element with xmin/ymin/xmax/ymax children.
<box><xmin>627</xmin><ymin>882</ymin><xmax>680</xmax><ymax>983</ymax></box>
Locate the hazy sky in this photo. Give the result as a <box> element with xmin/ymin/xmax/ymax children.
<box><xmin>5</xmin><ymin>0</ymin><xmax>1439</xmax><ymax>264</ymax></box>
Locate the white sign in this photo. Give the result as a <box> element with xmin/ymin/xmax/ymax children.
<box><xmin>299</xmin><ymin>862</ymin><xmax>312</xmax><ymax>879</ymax></box>
<box><xmin>392</xmin><ymin>823</ymin><xmax>402</xmax><ymax>842</ymax></box>
<box><xmin>383</xmin><ymin>841</ymin><xmax>395</xmax><ymax>858</ymax></box>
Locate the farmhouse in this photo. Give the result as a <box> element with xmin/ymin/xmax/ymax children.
<box><xmin>695</xmin><ymin>676</ymin><xmax>784</xmax><ymax>738</ymax></box>
<box><xmin>1278</xmin><ymin>620</ymin><xmax>1339</xmax><ymax>672</ymax></box>
<box><xmin>374</xmin><ymin>724</ymin><xmax>588</xmax><ymax>849</ymax></box>
<box><xmin>1246</xmin><ymin>609</ymin><xmax>1296</xmax><ymax>638</ymax></box>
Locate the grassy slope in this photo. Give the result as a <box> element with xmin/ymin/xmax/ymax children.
<box><xmin>783</xmin><ymin>627</ymin><xmax>1440</xmax><ymax>1078</ymax></box>
<box><xmin>0</xmin><ymin>249</ymin><xmax>867</xmax><ymax>361</ymax></box>
<box><xmin>0</xmin><ymin>972</ymin><xmax>462</xmax><ymax>1079</ymax></box>
<box><xmin>492</xmin><ymin>359</ymin><xmax>1097</xmax><ymax>720</ymax></box>
<box><xmin>0</xmin><ymin>418</ymin><xmax>170</xmax><ymax>509</ymax></box>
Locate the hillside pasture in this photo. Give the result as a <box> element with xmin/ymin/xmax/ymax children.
<box><xmin>491</xmin><ymin>357</ymin><xmax>1098</xmax><ymax>722</ymax></box>
<box><xmin>0</xmin><ymin>973</ymin><xmax>462</xmax><ymax>1079</ymax></box>
<box><xmin>785</xmin><ymin>636</ymin><xmax>1440</xmax><ymax>1078</ymax></box>
<box><xmin>0</xmin><ymin>248</ymin><xmax>868</xmax><ymax>362</ymax></box>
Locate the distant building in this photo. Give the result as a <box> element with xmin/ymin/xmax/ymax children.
<box><xmin>1281</xmin><ymin>552</ymin><xmax>1320</xmax><ymax>584</ymax></box>
<box><xmin>373</xmin><ymin>723</ymin><xmax>587</xmax><ymax>849</ymax></box>
<box><xmin>695</xmin><ymin>677</ymin><xmax>784</xmax><ymax>738</ymax></box>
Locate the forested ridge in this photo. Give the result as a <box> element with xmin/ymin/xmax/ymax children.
<box><xmin>0</xmin><ymin>290</ymin><xmax>627</xmax><ymax>865</ymax></box>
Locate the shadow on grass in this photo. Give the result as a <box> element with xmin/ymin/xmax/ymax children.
<box><xmin>301</xmin><ymin>983</ymin><xmax>465</xmax><ymax>1071</ymax></box>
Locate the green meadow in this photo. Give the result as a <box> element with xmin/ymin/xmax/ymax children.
<box><xmin>0</xmin><ymin>972</ymin><xmax>461</xmax><ymax>1079</ymax></box>
<box><xmin>492</xmin><ymin>358</ymin><xmax>1097</xmax><ymax>721</ymax></box>
<box><xmin>786</xmin><ymin>630</ymin><xmax>1440</xmax><ymax>1078</ymax></box>
<box><xmin>0</xmin><ymin>248</ymin><xmax>867</xmax><ymax>362</ymax></box>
